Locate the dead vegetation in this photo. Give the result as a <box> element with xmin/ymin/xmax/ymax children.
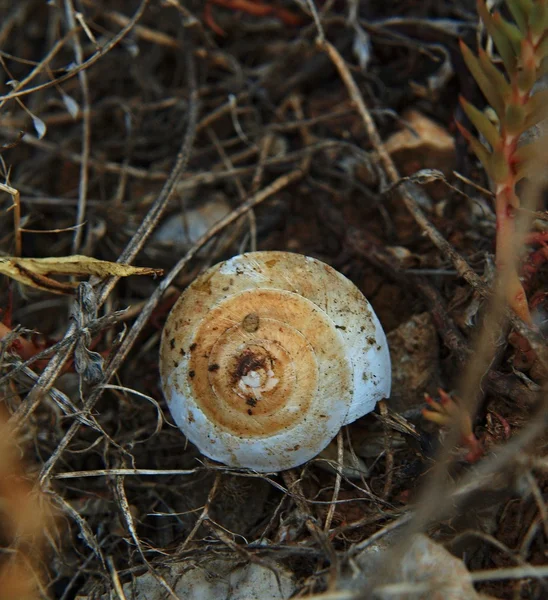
<box><xmin>0</xmin><ymin>0</ymin><xmax>547</xmax><ymax>598</ymax></box>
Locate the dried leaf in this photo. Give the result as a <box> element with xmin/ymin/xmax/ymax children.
<box><xmin>352</xmin><ymin>24</ymin><xmax>371</xmax><ymax>71</ymax></box>
<box><xmin>61</xmin><ymin>92</ymin><xmax>80</xmax><ymax>119</ymax></box>
<box><xmin>0</xmin><ymin>255</ymin><xmax>163</xmax><ymax>295</ymax></box>
<box><xmin>74</xmin><ymin>343</ymin><xmax>104</xmax><ymax>384</ymax></box>
<box><xmin>31</xmin><ymin>115</ymin><xmax>46</xmax><ymax>139</ymax></box>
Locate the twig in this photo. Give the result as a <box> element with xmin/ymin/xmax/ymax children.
<box><xmin>81</xmin><ymin>0</ymin><xmax>182</xmax><ymax>49</ymax></box>
<box><xmin>378</xmin><ymin>400</ymin><xmax>394</xmax><ymax>500</ymax></box>
<box><xmin>319</xmin><ymin>39</ymin><xmax>486</xmax><ymax>292</ymax></box>
<box><xmin>323</xmin><ymin>429</ymin><xmax>343</xmax><ymax>534</ymax></box>
<box><xmin>39</xmin><ymin>167</ymin><xmax>304</xmax><ymax>484</ymax></box>
<box><xmin>305</xmin><ymin>0</ymin><xmax>326</xmax><ymax>42</ymax></box>
<box><xmin>0</xmin><ymin>0</ymin><xmax>151</xmax><ymax>105</ymax></box>
<box><xmin>0</xmin><ymin>125</ymin><xmax>165</xmax><ymax>180</ymax></box>
<box><xmin>64</xmin><ymin>0</ymin><xmax>91</xmax><ymax>254</ymax></box>
<box><xmin>283</xmin><ymin>469</ymin><xmax>339</xmax><ymax>588</ymax></box>
<box><xmin>54</xmin><ymin>468</ymin><xmax>200</xmax><ymax>479</ymax></box>
<box><xmin>114</xmin><ymin>476</ymin><xmax>179</xmax><ymax>600</ymax></box>
<box><xmin>0</xmin><ymin>181</ymin><xmax>22</xmax><ymax>256</ymax></box>
<box><xmin>9</xmin><ymin>38</ymin><xmax>199</xmax><ymax>432</ymax></box>
<box><xmin>177</xmin><ymin>473</ymin><xmax>221</xmax><ymax>552</ymax></box>
<box><xmin>107</xmin><ymin>556</ymin><xmax>128</xmax><ymax>600</ymax></box>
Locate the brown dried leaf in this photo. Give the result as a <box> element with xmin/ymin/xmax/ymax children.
<box><xmin>0</xmin><ymin>255</ymin><xmax>163</xmax><ymax>295</ymax></box>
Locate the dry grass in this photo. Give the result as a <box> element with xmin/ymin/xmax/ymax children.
<box><xmin>0</xmin><ymin>405</ymin><xmax>52</xmax><ymax>600</ymax></box>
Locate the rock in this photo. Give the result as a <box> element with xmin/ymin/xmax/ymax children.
<box><xmin>153</xmin><ymin>196</ymin><xmax>231</xmax><ymax>250</ymax></box>
<box><xmin>341</xmin><ymin>533</ymin><xmax>480</xmax><ymax>599</ymax></box>
<box><xmin>387</xmin><ymin>312</ymin><xmax>441</xmax><ymax>413</ymax></box>
<box><xmin>317</xmin><ymin>439</ymin><xmax>370</xmax><ymax>479</ymax></box>
<box><xmin>81</xmin><ymin>559</ymin><xmax>295</xmax><ymax>600</ymax></box>
<box><xmin>382</xmin><ymin>110</ymin><xmax>456</xmax><ymax>176</ymax></box>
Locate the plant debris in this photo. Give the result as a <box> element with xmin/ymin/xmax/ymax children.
<box><xmin>0</xmin><ymin>255</ymin><xmax>162</xmax><ymax>295</ymax></box>
<box><xmin>0</xmin><ymin>1</ymin><xmax>547</xmax><ymax>599</ymax></box>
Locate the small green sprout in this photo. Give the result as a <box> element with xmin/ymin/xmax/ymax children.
<box><xmin>458</xmin><ymin>0</ymin><xmax>548</xmax><ymax>323</ymax></box>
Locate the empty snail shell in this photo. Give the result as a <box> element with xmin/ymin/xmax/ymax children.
<box><xmin>160</xmin><ymin>251</ymin><xmax>391</xmax><ymax>472</ymax></box>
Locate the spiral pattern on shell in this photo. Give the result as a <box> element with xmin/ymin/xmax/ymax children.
<box><xmin>160</xmin><ymin>251</ymin><xmax>391</xmax><ymax>472</ymax></box>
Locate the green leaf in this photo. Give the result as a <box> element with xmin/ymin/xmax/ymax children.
<box><xmin>505</xmin><ymin>0</ymin><xmax>528</xmax><ymax>33</ymax></box>
<box><xmin>515</xmin><ymin>0</ymin><xmax>533</xmax><ymax>13</ymax></box>
<box><xmin>530</xmin><ymin>3</ymin><xmax>548</xmax><ymax>38</ymax></box>
<box><xmin>524</xmin><ymin>89</ymin><xmax>548</xmax><ymax>129</ymax></box>
<box><xmin>456</xmin><ymin>121</ymin><xmax>494</xmax><ymax>178</ymax></box>
<box><xmin>516</xmin><ymin>63</ymin><xmax>537</xmax><ymax>92</ymax></box>
<box><xmin>490</xmin><ymin>148</ymin><xmax>511</xmax><ymax>183</ymax></box>
<box><xmin>477</xmin><ymin>1</ymin><xmax>517</xmax><ymax>75</ymax></box>
<box><xmin>460</xmin><ymin>96</ymin><xmax>501</xmax><ymax>148</ymax></box>
<box><xmin>535</xmin><ymin>34</ymin><xmax>548</xmax><ymax>61</ymax></box>
<box><xmin>514</xmin><ymin>139</ymin><xmax>545</xmax><ymax>182</ymax></box>
<box><xmin>514</xmin><ymin>137</ymin><xmax>545</xmax><ymax>165</ymax></box>
<box><xmin>540</xmin><ymin>55</ymin><xmax>548</xmax><ymax>77</ymax></box>
<box><xmin>460</xmin><ymin>41</ymin><xmax>505</xmax><ymax>116</ymax></box>
<box><xmin>493</xmin><ymin>12</ymin><xmax>524</xmax><ymax>55</ymax></box>
<box><xmin>478</xmin><ymin>48</ymin><xmax>510</xmax><ymax>99</ymax></box>
<box><xmin>504</xmin><ymin>102</ymin><xmax>527</xmax><ymax>134</ymax></box>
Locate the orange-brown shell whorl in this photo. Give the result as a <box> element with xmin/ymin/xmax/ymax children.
<box><xmin>160</xmin><ymin>252</ymin><xmax>391</xmax><ymax>472</ymax></box>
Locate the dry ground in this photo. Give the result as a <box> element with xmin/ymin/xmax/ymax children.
<box><xmin>0</xmin><ymin>1</ymin><xmax>547</xmax><ymax>599</ymax></box>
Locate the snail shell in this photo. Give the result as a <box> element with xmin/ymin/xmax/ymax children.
<box><xmin>160</xmin><ymin>251</ymin><xmax>391</xmax><ymax>472</ymax></box>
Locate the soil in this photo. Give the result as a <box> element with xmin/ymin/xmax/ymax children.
<box><xmin>0</xmin><ymin>1</ymin><xmax>547</xmax><ymax>599</ymax></box>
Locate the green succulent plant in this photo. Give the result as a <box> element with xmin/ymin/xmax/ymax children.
<box><xmin>457</xmin><ymin>0</ymin><xmax>548</xmax><ymax>323</ymax></box>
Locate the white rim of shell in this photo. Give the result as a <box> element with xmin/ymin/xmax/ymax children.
<box><xmin>160</xmin><ymin>252</ymin><xmax>391</xmax><ymax>472</ymax></box>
